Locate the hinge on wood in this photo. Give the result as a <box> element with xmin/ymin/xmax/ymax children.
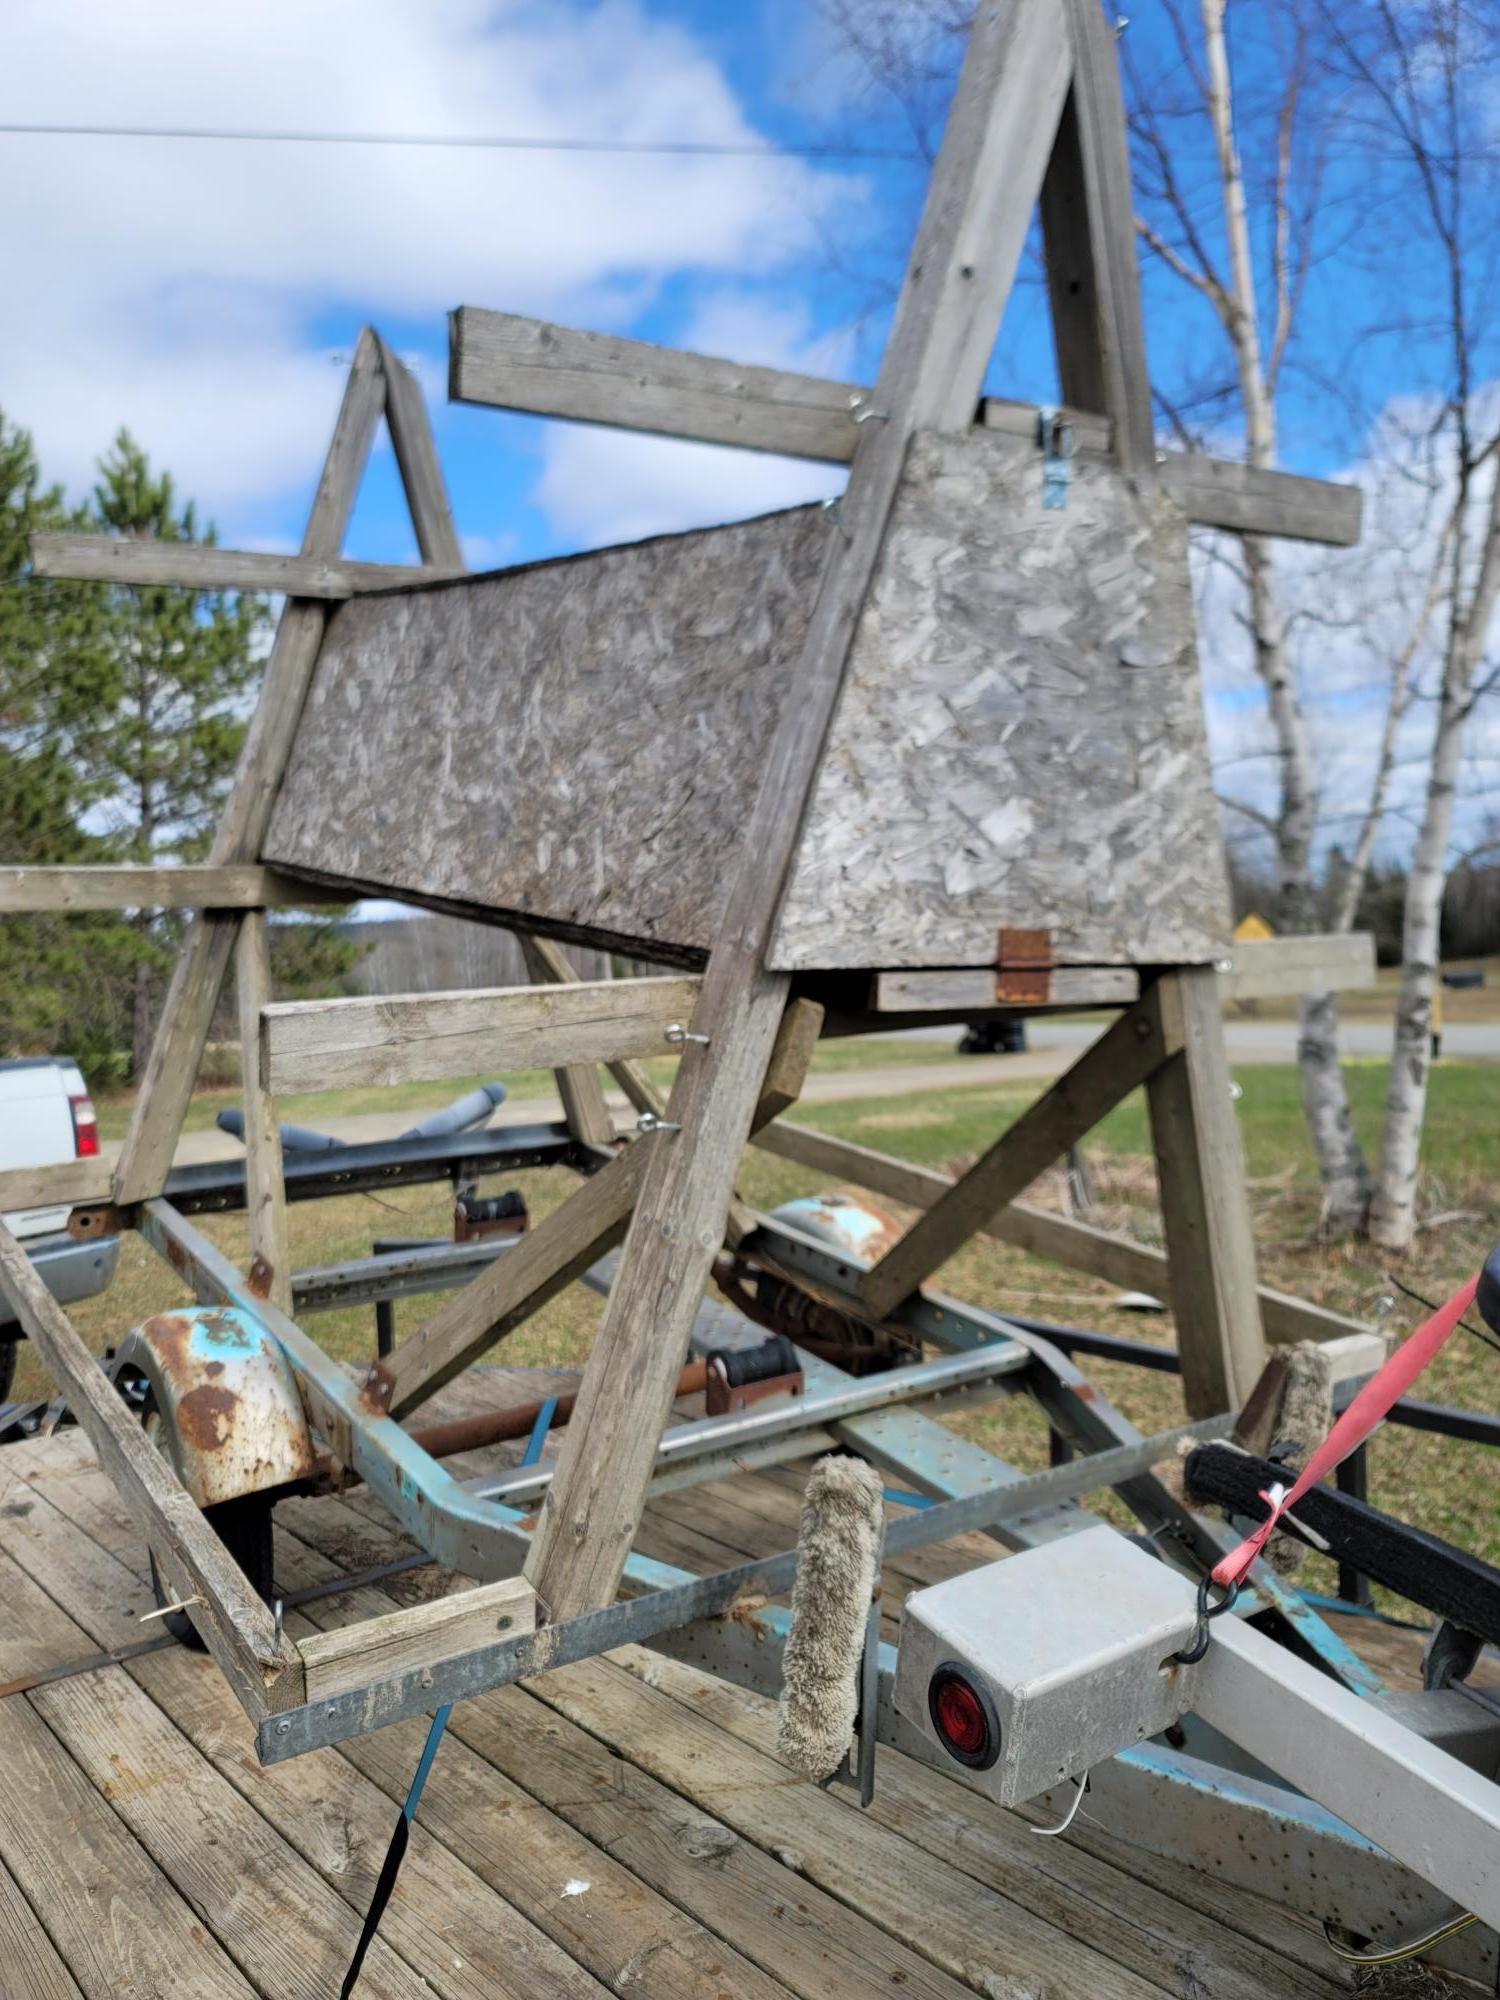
<box><xmin>994</xmin><ymin>928</ymin><xmax>1054</xmax><ymax>1005</ymax></box>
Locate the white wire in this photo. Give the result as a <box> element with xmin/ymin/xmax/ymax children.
<box><xmin>1030</xmin><ymin>1771</ymin><xmax>1089</xmax><ymax>1837</ymax></box>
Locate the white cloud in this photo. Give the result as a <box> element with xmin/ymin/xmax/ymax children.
<box><xmin>532</xmin><ymin>288</ymin><xmax>851</xmax><ymax>547</ymax></box>
<box><xmin>0</xmin><ymin>0</ymin><xmax>859</xmax><ymax>523</ymax></box>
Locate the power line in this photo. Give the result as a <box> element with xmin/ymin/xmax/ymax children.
<box><xmin>0</xmin><ymin>121</ymin><xmax>916</xmax><ymax>161</ymax></box>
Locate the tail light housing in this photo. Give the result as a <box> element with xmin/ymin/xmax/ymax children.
<box><xmin>68</xmin><ymin>1091</ymin><xmax>100</xmax><ymax>1157</ymax></box>
<box><xmin>927</xmin><ymin>1662</ymin><xmax>1000</xmax><ymax>1770</ymax></box>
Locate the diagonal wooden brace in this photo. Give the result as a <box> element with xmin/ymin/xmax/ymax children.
<box><xmin>859</xmin><ymin>980</ymin><xmax>1185</xmax><ymax>1322</ymax></box>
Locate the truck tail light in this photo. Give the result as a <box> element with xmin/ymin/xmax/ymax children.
<box><xmin>928</xmin><ymin>1663</ymin><xmax>1000</xmax><ymax>1770</ymax></box>
<box><xmin>68</xmin><ymin>1092</ymin><xmax>100</xmax><ymax>1158</ymax></box>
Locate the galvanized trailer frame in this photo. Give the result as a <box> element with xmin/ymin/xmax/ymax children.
<box><xmin>14</xmin><ymin>6</ymin><xmax>1485</xmax><ymax>1965</ymax></box>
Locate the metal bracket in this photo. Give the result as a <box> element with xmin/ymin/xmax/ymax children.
<box><xmin>1038</xmin><ymin>407</ymin><xmax>1073</xmax><ymax>510</ymax></box>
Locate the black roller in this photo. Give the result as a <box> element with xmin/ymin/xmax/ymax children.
<box><xmin>715</xmin><ymin>1333</ymin><xmax>800</xmax><ymax>1388</ymax></box>
<box><xmin>1477</xmin><ymin>1244</ymin><xmax>1500</xmax><ymax>1337</ymax></box>
<box><xmin>457</xmin><ymin>1190</ymin><xmax>528</xmax><ymax>1226</ymax></box>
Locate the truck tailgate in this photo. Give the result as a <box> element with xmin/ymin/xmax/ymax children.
<box><xmin>0</xmin><ymin>1062</ymin><xmax>80</xmax><ymax>1238</ymax></box>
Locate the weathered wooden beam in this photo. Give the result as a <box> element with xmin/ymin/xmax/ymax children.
<box><xmin>383</xmin><ymin>1137</ymin><xmax>650</xmax><ymax>1419</ymax></box>
<box><xmin>1156</xmin><ymin>454</ymin><xmax>1363</xmax><ymax>549</ymax></box>
<box><xmin>0</xmin><ymin>1216</ymin><xmax>302</xmax><ymax>1716</ymax></box>
<box><xmin>374</xmin><ymin>334</ymin><xmax>464</xmax><ymax>570</ymax></box>
<box><xmin>0</xmin><ymin>1156</ymin><xmax>114</xmax><ymax>1213</ymax></box>
<box><xmin>1146</xmin><ymin>967</ymin><xmax>1265</xmax><ymax>1415</ymax></box>
<box><xmin>519</xmin><ymin>935</ymin><xmax>614</xmax><ymax>1148</ymax></box>
<box><xmin>297</xmin><ymin>1576</ymin><xmax>535</xmax><ymax>1703</ymax></box>
<box><xmin>751</xmin><ymin>1117</ymin><xmax>1373</xmax><ymax>1350</ymax></box>
<box><xmin>29</xmin><ymin>533</ymin><xmax>456</xmax><ymax>598</ymax></box>
<box><xmin>872</xmin><ymin>966</ymin><xmax>1139</xmax><ymax>1013</ymax></box>
<box><xmin>0</xmin><ymin>864</ymin><xmax>346</xmax><ymax>913</ymax></box>
<box><xmin>112</xmin><ymin>329</ymin><xmax>387</xmax><ymax>1205</ymax></box>
<box><xmin>517</xmin><ymin>931</ymin><xmax>663</xmax><ymax>1118</ymax></box>
<box><xmin>449</xmin><ymin>312</ymin><xmax>1361</xmax><ymax>547</ymax></box>
<box><xmin>524</xmin><ymin>0</ymin><xmax>1077</xmax><ymax>1627</ymax></box>
<box><xmin>260</xmin><ymin>973</ymin><xmax>702</xmax><ymax>1095</ymax></box>
<box><xmin>860</xmin><ymin>982</ymin><xmax>1183</xmax><ymax>1321</ymax></box>
<box><xmin>1220</xmin><ymin>932</ymin><xmax>1376</xmax><ymax>1001</ymax></box>
<box><xmin>235</xmin><ymin>912</ymin><xmax>290</xmax><ymax>1312</ymax></box>
<box><xmin>450</xmin><ymin>305</ymin><xmax>862</xmax><ymax>462</ymax></box>
<box><xmin>1053</xmin><ymin>0</ymin><xmax>1156</xmax><ymax>474</ymax></box>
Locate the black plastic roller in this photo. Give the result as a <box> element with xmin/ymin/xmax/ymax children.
<box><xmin>1478</xmin><ymin>1245</ymin><xmax>1500</xmax><ymax>1337</ymax></box>
<box><xmin>715</xmin><ymin>1334</ymin><xmax>800</xmax><ymax>1387</ymax></box>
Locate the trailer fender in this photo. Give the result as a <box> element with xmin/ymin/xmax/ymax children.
<box><xmin>116</xmin><ymin>1304</ymin><xmax>317</xmax><ymax>1507</ymax></box>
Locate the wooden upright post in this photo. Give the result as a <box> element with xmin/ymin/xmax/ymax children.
<box><xmin>112</xmin><ymin>333</ymin><xmax>387</xmax><ymax>1204</ymax></box>
<box><xmin>1147</xmin><ymin>968</ymin><xmax>1266</xmax><ymax>1415</ymax></box>
<box><xmin>235</xmin><ymin>911</ymin><xmax>291</xmax><ymax>1312</ymax></box>
<box><xmin>524</xmin><ymin>0</ymin><xmax>1075</xmax><ymax>1625</ymax></box>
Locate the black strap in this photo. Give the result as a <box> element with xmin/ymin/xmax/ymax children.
<box><xmin>340</xmin><ymin>1814</ymin><xmax>409</xmax><ymax>1999</ymax></box>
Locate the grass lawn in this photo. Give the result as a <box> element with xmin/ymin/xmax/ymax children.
<box><xmin>23</xmin><ymin>1053</ymin><xmax>1500</xmax><ymax>1620</ymax></box>
<box><xmin>91</xmin><ymin>1032</ymin><xmax>964</xmax><ymax>1142</ymax></box>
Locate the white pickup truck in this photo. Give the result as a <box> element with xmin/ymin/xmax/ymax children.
<box><xmin>0</xmin><ymin>1058</ymin><xmax>119</xmax><ymax>1402</ymax></box>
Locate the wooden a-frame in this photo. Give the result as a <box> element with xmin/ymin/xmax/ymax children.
<box><xmin>0</xmin><ymin>0</ymin><xmax>1372</xmax><ymax>1682</ymax></box>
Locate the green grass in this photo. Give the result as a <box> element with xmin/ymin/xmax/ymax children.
<box><xmin>27</xmin><ymin>1053</ymin><xmax>1500</xmax><ymax>1624</ymax></box>
<box><xmin>92</xmin><ymin>1033</ymin><xmax>963</xmax><ymax>1142</ymax></box>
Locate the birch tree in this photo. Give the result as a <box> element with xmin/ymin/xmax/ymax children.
<box><xmin>1317</xmin><ymin>1</ymin><xmax>1500</xmax><ymax>1251</ymax></box>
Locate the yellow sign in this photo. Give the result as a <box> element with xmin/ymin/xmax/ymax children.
<box><xmin>1234</xmin><ymin>913</ymin><xmax>1275</xmax><ymax>941</ymax></box>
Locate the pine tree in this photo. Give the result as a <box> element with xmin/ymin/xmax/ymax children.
<box><xmin>75</xmin><ymin>433</ymin><xmax>270</xmax><ymax>1072</ymax></box>
<box><xmin>0</xmin><ymin>409</ymin><xmax>138</xmax><ymax>1079</ymax></box>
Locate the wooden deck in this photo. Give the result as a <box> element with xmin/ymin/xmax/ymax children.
<box><xmin>0</xmin><ymin>1368</ymin><xmax>1375</xmax><ymax>2000</ymax></box>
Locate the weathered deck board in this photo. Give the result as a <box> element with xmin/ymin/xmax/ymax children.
<box><xmin>0</xmin><ymin>1399</ymin><xmax>1383</xmax><ymax>2000</ymax></box>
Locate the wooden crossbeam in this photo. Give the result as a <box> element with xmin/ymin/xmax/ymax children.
<box><xmin>297</xmin><ymin>1576</ymin><xmax>535</xmax><ymax>1703</ymax></box>
<box><xmin>1219</xmin><ymin>932</ymin><xmax>1376</xmax><ymax>1001</ymax></box>
<box><xmin>382</xmin><ymin>1138</ymin><xmax>648</xmax><ymax>1419</ymax></box>
<box><xmin>0</xmin><ymin>1156</ymin><xmax>113</xmax><ymax>1212</ymax></box>
<box><xmin>517</xmin><ymin>932</ymin><xmax>664</xmax><ymax>1119</ymax></box>
<box><xmin>523</xmin><ymin>0</ymin><xmax>1078</xmax><ymax>1627</ymax></box>
<box><xmin>112</xmin><ymin>330</ymin><xmax>387</xmax><ymax>1206</ymax></box>
<box><xmin>751</xmin><ymin>1117</ymin><xmax>1370</xmax><ymax>1350</ymax></box>
<box><xmin>452</xmin><ymin>311</ymin><xmax>1362</xmax><ymax>547</ymax></box>
<box><xmin>260</xmin><ymin>974</ymin><xmax>701</xmax><ymax>1094</ymax></box>
<box><xmin>0</xmin><ymin>864</ymin><xmax>345</xmax><ymax>913</ymax></box>
<box><xmin>0</xmin><ymin>1217</ymin><xmax>301</xmax><ymax>1716</ymax></box>
<box><xmin>29</xmin><ymin>533</ymin><xmax>458</xmax><ymax>598</ymax></box>
<box><xmin>860</xmin><ymin>982</ymin><xmax>1184</xmax><ymax>1321</ymax></box>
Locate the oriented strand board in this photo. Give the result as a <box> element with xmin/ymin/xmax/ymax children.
<box><xmin>265</xmin><ymin>431</ymin><xmax>1230</xmax><ymax>969</ymax></box>
<box><xmin>769</xmin><ymin>430</ymin><xmax>1230</xmax><ymax>969</ymax></box>
<box><xmin>264</xmin><ymin>509</ymin><xmax>826</xmax><ymax>964</ymax></box>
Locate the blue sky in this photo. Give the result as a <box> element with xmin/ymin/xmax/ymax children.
<box><xmin>3</xmin><ymin>0</ymin><xmax>1495</xmax><ymax>863</ymax></box>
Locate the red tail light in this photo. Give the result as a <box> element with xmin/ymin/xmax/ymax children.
<box><xmin>68</xmin><ymin>1092</ymin><xmax>100</xmax><ymax>1158</ymax></box>
<box><xmin>928</xmin><ymin>1663</ymin><xmax>1000</xmax><ymax>1770</ymax></box>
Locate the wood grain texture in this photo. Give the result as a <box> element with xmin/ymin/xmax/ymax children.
<box><xmin>751</xmin><ymin>1116</ymin><xmax>1376</xmax><ymax>1349</ymax></box>
<box><xmin>520</xmin><ymin>936</ymin><xmax>614</xmax><ymax>1146</ymax></box>
<box><xmin>451</xmin><ymin>305</ymin><xmax>862</xmax><ymax>461</ymax></box>
<box><xmin>1055</xmin><ymin>0</ymin><xmax>1156</xmax><ymax>474</ymax></box>
<box><xmin>1159</xmin><ymin>454</ymin><xmax>1363</xmax><ymax>548</ymax></box>
<box><xmin>1146</xmin><ymin>967</ymin><xmax>1266</xmax><ymax>1414</ymax></box>
<box><xmin>525</xmin><ymin>0</ymin><xmax>1077</xmax><ymax>1625</ymax></box>
<box><xmin>771</xmin><ymin>429</ymin><xmax>1232</xmax><ymax>971</ymax></box>
<box><xmin>235</xmin><ymin>912</ymin><xmax>291</xmax><ymax>1311</ymax></box>
<box><xmin>859</xmin><ymin>983</ymin><xmax>1183</xmax><ymax>1319</ymax></box>
<box><xmin>873</xmin><ymin>965</ymin><xmax>1139</xmax><ymax>1011</ymax></box>
<box><xmin>0</xmin><ymin>1853</ymin><xmax>84</xmax><ymax>2000</ymax></box>
<box><xmin>376</xmin><ymin>334</ymin><xmax>464</xmax><ymax>569</ymax></box>
<box><xmin>1220</xmin><ymin>931</ymin><xmax>1376</xmax><ymax>999</ymax></box>
<box><xmin>0</xmin><ymin>1156</ymin><xmax>113</xmax><ymax>1211</ymax></box>
<box><xmin>384</xmin><ymin>1140</ymin><xmax>650</xmax><ymax>1418</ymax></box>
<box><xmin>521</xmin><ymin>931</ymin><xmax>664</xmax><ymax>1118</ymax></box>
<box><xmin>29</xmin><ymin>532</ymin><xmax>451</xmax><ymax>598</ymax></box>
<box><xmin>263</xmin><ymin>507</ymin><xmax>827</xmax><ymax>962</ymax></box>
<box><xmin>0</xmin><ymin>864</ymin><xmax>343</xmax><ymax>911</ymax></box>
<box><xmin>0</xmin><ymin>1218</ymin><xmax>299</xmax><ymax>1718</ymax></box>
<box><xmin>261</xmin><ymin>974</ymin><xmax>701</xmax><ymax>1093</ymax></box>
<box><xmin>297</xmin><ymin>1576</ymin><xmax>536</xmax><ymax>1702</ymax></box>
<box><xmin>113</xmin><ymin>328</ymin><xmax>386</xmax><ymax>1204</ymax></box>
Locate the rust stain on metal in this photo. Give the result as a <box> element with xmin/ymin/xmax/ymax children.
<box><xmin>994</xmin><ymin>968</ymin><xmax>1051</xmax><ymax>1004</ymax></box>
<box><xmin>994</xmin><ymin>927</ymin><xmax>1053</xmax><ymax>1005</ymax></box>
<box><xmin>247</xmin><ymin>1253</ymin><xmax>275</xmax><ymax>1300</ymax></box>
<box><xmin>175</xmin><ymin>1383</ymin><xmax>240</xmax><ymax>1452</ymax></box>
<box><xmin>361</xmin><ymin>1361</ymin><xmax>395</xmax><ymax>1413</ymax></box>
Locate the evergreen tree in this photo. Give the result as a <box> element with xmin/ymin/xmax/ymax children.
<box><xmin>74</xmin><ymin>433</ymin><xmax>270</xmax><ymax>1072</ymax></box>
<box><xmin>0</xmin><ymin>410</ymin><xmax>138</xmax><ymax>1079</ymax></box>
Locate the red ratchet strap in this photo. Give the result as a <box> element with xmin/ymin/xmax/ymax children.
<box><xmin>1212</xmin><ymin>1270</ymin><xmax>1481</xmax><ymax>1590</ymax></box>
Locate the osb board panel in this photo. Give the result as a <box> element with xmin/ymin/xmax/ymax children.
<box><xmin>263</xmin><ymin>508</ymin><xmax>827</xmax><ymax>964</ymax></box>
<box><xmin>768</xmin><ymin>429</ymin><xmax>1231</xmax><ymax>969</ymax></box>
<box><xmin>265</xmin><ymin>432</ymin><xmax>1229</xmax><ymax>969</ymax></box>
